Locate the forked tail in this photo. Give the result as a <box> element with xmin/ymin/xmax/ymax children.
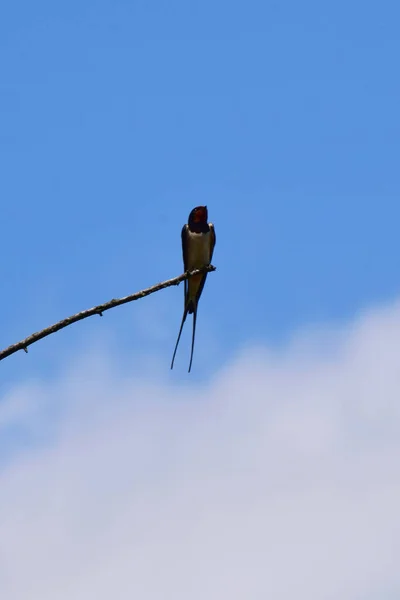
<box><xmin>188</xmin><ymin>303</ymin><xmax>198</xmax><ymax>373</ymax></box>
<box><xmin>170</xmin><ymin>306</ymin><xmax>189</xmax><ymax>370</ymax></box>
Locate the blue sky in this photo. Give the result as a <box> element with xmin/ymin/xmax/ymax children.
<box><xmin>1</xmin><ymin>0</ymin><xmax>400</xmax><ymax>384</ymax></box>
<box><xmin>1</xmin><ymin>2</ymin><xmax>400</xmax><ymax>598</ymax></box>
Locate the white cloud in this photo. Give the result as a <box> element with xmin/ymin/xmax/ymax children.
<box><xmin>1</xmin><ymin>301</ymin><xmax>400</xmax><ymax>599</ymax></box>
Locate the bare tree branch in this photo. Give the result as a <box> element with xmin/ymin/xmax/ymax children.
<box><xmin>0</xmin><ymin>265</ymin><xmax>216</xmax><ymax>363</ymax></box>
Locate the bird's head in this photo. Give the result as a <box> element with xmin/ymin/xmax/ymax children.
<box><xmin>188</xmin><ymin>206</ymin><xmax>208</xmax><ymax>227</ymax></box>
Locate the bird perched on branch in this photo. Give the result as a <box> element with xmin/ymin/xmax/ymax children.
<box><xmin>171</xmin><ymin>206</ymin><xmax>216</xmax><ymax>372</ymax></box>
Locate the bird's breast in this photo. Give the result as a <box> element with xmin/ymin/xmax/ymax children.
<box><xmin>186</xmin><ymin>231</ymin><xmax>212</xmax><ymax>269</ymax></box>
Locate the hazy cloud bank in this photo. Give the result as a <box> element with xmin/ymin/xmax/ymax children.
<box><xmin>1</xmin><ymin>301</ymin><xmax>400</xmax><ymax>599</ymax></box>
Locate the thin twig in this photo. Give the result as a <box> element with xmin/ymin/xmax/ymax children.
<box><xmin>0</xmin><ymin>266</ymin><xmax>216</xmax><ymax>362</ymax></box>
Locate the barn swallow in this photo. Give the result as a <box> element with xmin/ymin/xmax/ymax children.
<box><xmin>170</xmin><ymin>206</ymin><xmax>216</xmax><ymax>372</ymax></box>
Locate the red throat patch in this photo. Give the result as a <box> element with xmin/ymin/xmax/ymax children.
<box><xmin>193</xmin><ymin>207</ymin><xmax>207</xmax><ymax>222</ymax></box>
